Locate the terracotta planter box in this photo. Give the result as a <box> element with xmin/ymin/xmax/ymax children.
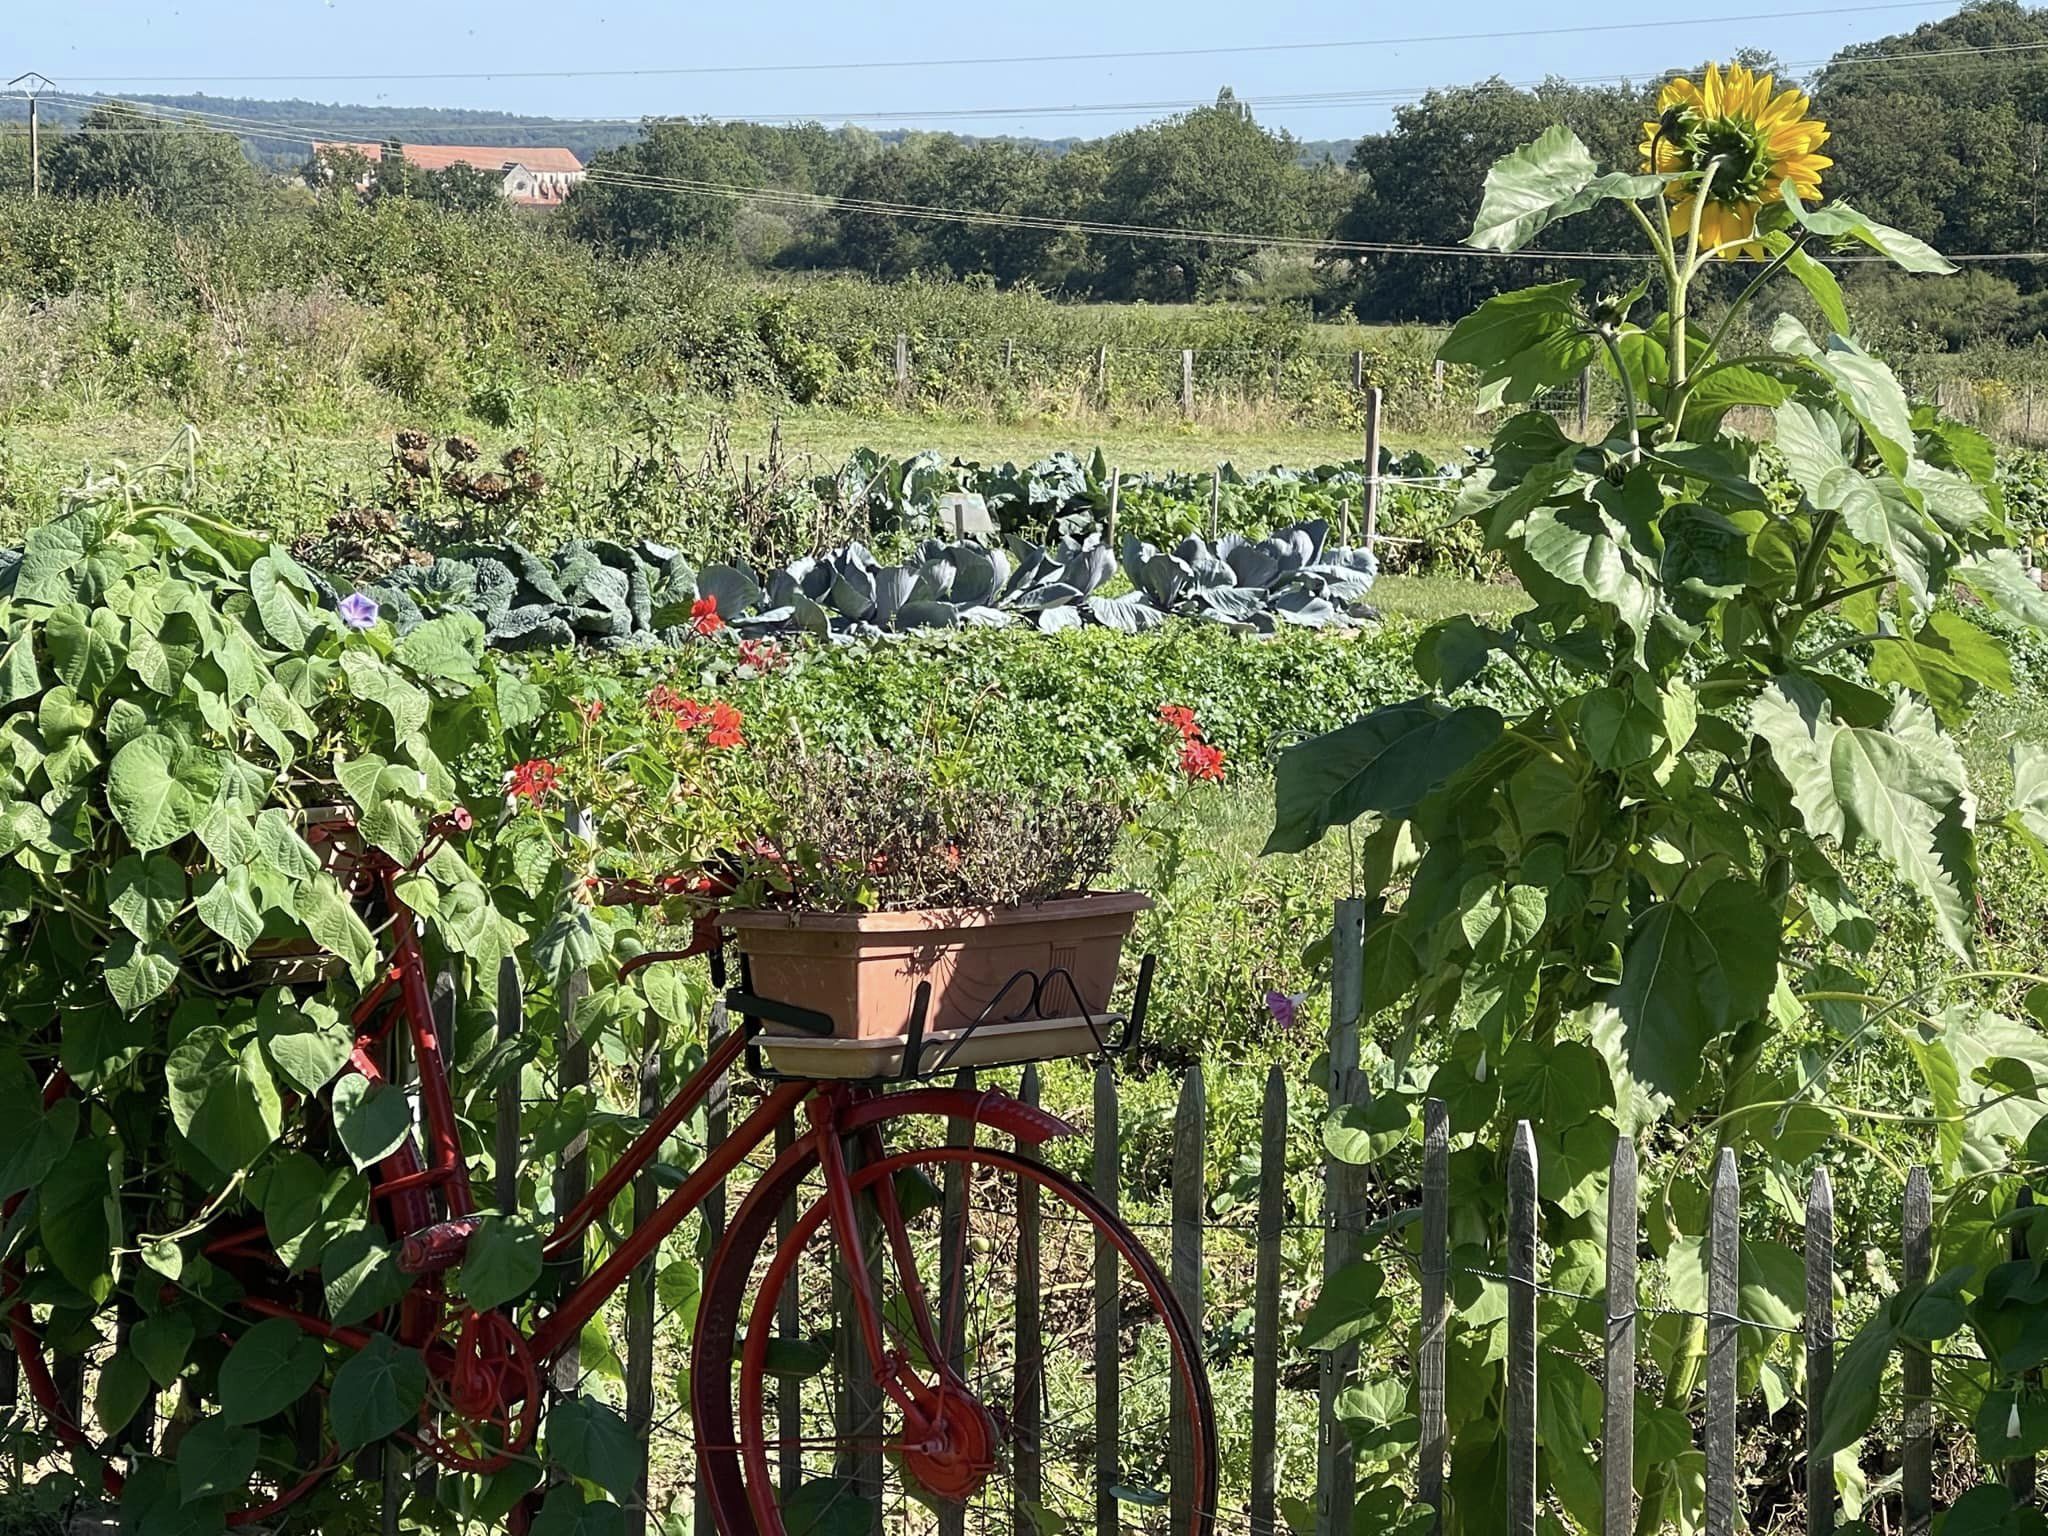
<box><xmin>718</xmin><ymin>891</ymin><xmax>1151</xmax><ymax>1039</ymax></box>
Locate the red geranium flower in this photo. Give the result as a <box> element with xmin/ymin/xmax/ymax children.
<box><xmin>673</xmin><ymin>697</ymin><xmax>713</xmax><ymax>731</ymax></box>
<box><xmin>706</xmin><ymin>701</ymin><xmax>744</xmax><ymax>749</ymax></box>
<box><xmin>507</xmin><ymin>758</ymin><xmax>559</xmax><ymax>804</ymax></box>
<box><xmin>646</xmin><ymin>684</ymin><xmax>686</xmax><ymax>717</ymax></box>
<box><xmin>738</xmin><ymin>637</ymin><xmax>785</xmax><ymax>673</ymax></box>
<box><xmin>1159</xmin><ymin>704</ymin><xmax>1200</xmax><ymax>740</ymax></box>
<box><xmin>691</xmin><ymin>595</ymin><xmax>725</xmax><ymax>637</ymax></box>
<box><xmin>580</xmin><ymin>697</ymin><xmax>605</xmax><ymax>723</ymax></box>
<box><xmin>1178</xmin><ymin>741</ymin><xmax>1226</xmax><ymax>782</ymax></box>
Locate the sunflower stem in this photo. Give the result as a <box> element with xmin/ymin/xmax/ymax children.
<box><xmin>1660</xmin><ymin>156</ymin><xmax>1727</xmax><ymax>440</ymax></box>
<box><xmin>1704</xmin><ymin>233</ymin><xmax>1809</xmax><ymax>360</ymax></box>
<box><xmin>1592</xmin><ymin>329</ymin><xmax>1643</xmax><ymax>461</ymax></box>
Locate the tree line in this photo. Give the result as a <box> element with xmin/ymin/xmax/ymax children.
<box><xmin>8</xmin><ymin>1</ymin><xmax>2048</xmax><ymax>340</ymax></box>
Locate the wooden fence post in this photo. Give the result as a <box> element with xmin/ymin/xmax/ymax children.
<box><xmin>1352</xmin><ymin>349</ymin><xmax>1365</xmax><ymax>392</ymax></box>
<box><xmin>1106</xmin><ymin>467</ymin><xmax>1121</xmax><ymax>553</ymax></box>
<box><xmin>1003</xmin><ymin>337</ymin><xmax>1015</xmax><ymax>372</ymax></box>
<box><xmin>1506</xmin><ymin>1123</ymin><xmax>1539</xmax><ymax>1536</ymax></box>
<box><xmin>2014</xmin><ymin>1188</ymin><xmax>2039</xmax><ymax>1504</ymax></box>
<box><xmin>1905</xmin><ymin>1167</ymin><xmax>1933</xmax><ymax>1535</ymax></box>
<box><xmin>1015</xmin><ymin>1066</ymin><xmax>1044</xmax><ymax>1536</ymax></box>
<box><xmin>775</xmin><ymin>1117</ymin><xmax>802</xmax><ymax>1501</ymax></box>
<box><xmin>622</xmin><ymin>1012</ymin><xmax>662</xmax><ymax>1536</ymax></box>
<box><xmin>1604</xmin><ymin>1136</ymin><xmax>1638</xmax><ymax>1536</ymax></box>
<box><xmin>1418</xmin><ymin>1099</ymin><xmax>1450</xmax><ymax>1534</ymax></box>
<box><xmin>1317</xmin><ymin>899</ymin><xmax>1369</xmax><ymax>1536</ymax></box>
<box><xmin>1433</xmin><ymin>358</ymin><xmax>1446</xmax><ymax>400</ymax></box>
<box><xmin>894</xmin><ymin>333</ymin><xmax>910</xmax><ymax>390</ymax></box>
<box><xmin>1250</xmin><ymin>1066</ymin><xmax>1287</xmax><ymax>1536</ymax></box>
<box><xmin>1209</xmin><ymin>468</ymin><xmax>1221</xmax><ymax>541</ymax></box>
<box><xmin>494</xmin><ymin>957</ymin><xmax>521</xmax><ymax>1213</ymax></box>
<box><xmin>1807</xmin><ymin>1169</ymin><xmax>1835</xmax><ymax>1536</ymax></box>
<box><xmin>1182</xmin><ymin>349</ymin><xmax>1196</xmax><ymax>418</ymax></box>
<box><xmin>1095</xmin><ymin>343</ymin><xmax>1109</xmax><ymax>403</ymax></box>
<box><xmin>1577</xmin><ymin>366</ymin><xmax>1593</xmax><ymax>436</ymax></box>
<box><xmin>1706</xmin><ymin>1151</ymin><xmax>1739</xmax><ymax>1536</ymax></box>
<box><xmin>695</xmin><ymin>1000</ymin><xmax>733</xmax><ymax>1536</ymax></box>
<box><xmin>381</xmin><ymin>1444</ymin><xmax>404</xmax><ymax>1536</ymax></box>
<box><xmin>939</xmin><ymin>1071</ymin><xmax>976</xmax><ymax>1536</ymax></box>
<box><xmin>1363</xmin><ymin>387</ymin><xmax>1383</xmax><ymax>557</ymax></box>
<box><xmin>1169</xmin><ymin>1067</ymin><xmax>1205</xmax><ymax>1535</ymax></box>
<box><xmin>1092</xmin><ymin>1063</ymin><xmax>1121</xmax><ymax>1536</ymax></box>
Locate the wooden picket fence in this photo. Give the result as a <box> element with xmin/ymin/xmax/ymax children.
<box><xmin>582</xmin><ymin>897</ymin><xmax>1993</xmax><ymax>1536</ymax></box>
<box><xmin>209</xmin><ymin>898</ymin><xmax>1992</xmax><ymax>1534</ymax></box>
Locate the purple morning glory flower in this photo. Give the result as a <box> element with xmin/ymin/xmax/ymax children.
<box><xmin>338</xmin><ymin>593</ymin><xmax>380</xmax><ymax>630</ymax></box>
<box><xmin>1264</xmin><ymin>990</ymin><xmax>1305</xmax><ymax>1029</ymax></box>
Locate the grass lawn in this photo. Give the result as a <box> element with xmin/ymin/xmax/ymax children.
<box><xmin>3</xmin><ymin>397</ymin><xmax>1478</xmax><ymax>498</ymax></box>
<box><xmin>1371</xmin><ymin>572</ymin><xmax>1528</xmax><ymax>625</ymax></box>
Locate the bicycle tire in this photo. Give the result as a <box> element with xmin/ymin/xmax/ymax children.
<box><xmin>691</xmin><ymin>1132</ymin><xmax>1217</xmax><ymax>1536</ymax></box>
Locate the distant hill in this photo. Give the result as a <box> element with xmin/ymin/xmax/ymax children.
<box><xmin>0</xmin><ymin>93</ymin><xmax>1356</xmax><ymax>173</ymax></box>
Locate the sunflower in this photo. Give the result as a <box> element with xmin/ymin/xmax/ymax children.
<box><xmin>1638</xmin><ymin>63</ymin><xmax>1831</xmax><ymax>259</ymax></box>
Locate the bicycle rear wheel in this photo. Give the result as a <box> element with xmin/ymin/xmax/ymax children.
<box><xmin>692</xmin><ymin>1137</ymin><xmax>1215</xmax><ymax>1536</ymax></box>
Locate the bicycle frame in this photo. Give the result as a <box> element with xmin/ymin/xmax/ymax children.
<box><xmin>354</xmin><ymin>862</ymin><xmax>1078</xmax><ymax>1388</ymax></box>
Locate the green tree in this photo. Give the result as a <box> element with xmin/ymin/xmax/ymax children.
<box><xmin>1814</xmin><ymin>1</ymin><xmax>2048</xmax><ymax>272</ymax></box>
<box><xmin>564</xmin><ymin>117</ymin><xmax>858</xmax><ymax>257</ymax></box>
<box><xmin>418</xmin><ymin>163</ymin><xmax>507</xmax><ymax>214</ymax></box>
<box><xmin>44</xmin><ymin>102</ymin><xmax>258</xmax><ymax>221</ymax></box>
<box><xmin>823</xmin><ymin>135</ymin><xmax>1075</xmax><ymax>286</ymax></box>
<box><xmin>1332</xmin><ymin>78</ymin><xmax>1654</xmax><ymax>323</ymax></box>
<box><xmin>1088</xmin><ymin>91</ymin><xmax>1320</xmax><ymax>301</ymax></box>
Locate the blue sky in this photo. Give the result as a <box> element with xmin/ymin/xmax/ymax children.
<box><xmin>10</xmin><ymin>0</ymin><xmax>1962</xmax><ymax>139</ymax></box>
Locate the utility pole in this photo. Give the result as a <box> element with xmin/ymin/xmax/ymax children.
<box><xmin>8</xmin><ymin>75</ymin><xmax>53</xmax><ymax>200</ymax></box>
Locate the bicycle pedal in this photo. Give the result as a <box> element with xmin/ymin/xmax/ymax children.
<box><xmin>399</xmin><ymin>1216</ymin><xmax>484</xmax><ymax>1276</ymax></box>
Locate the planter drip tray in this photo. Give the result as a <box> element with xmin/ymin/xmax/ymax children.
<box><xmin>756</xmin><ymin>1012</ymin><xmax>1128</xmax><ymax>1080</ymax></box>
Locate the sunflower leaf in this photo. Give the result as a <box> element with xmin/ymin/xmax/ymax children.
<box><xmin>1781</xmin><ymin>184</ymin><xmax>1956</xmax><ymax>275</ymax></box>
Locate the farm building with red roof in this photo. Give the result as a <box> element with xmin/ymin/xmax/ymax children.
<box><xmin>313</xmin><ymin>142</ymin><xmax>585</xmax><ymax>206</ymax></box>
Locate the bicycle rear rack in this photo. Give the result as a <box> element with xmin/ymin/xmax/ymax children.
<box><xmin>730</xmin><ymin>952</ymin><xmax>1157</xmax><ymax>1085</ymax></box>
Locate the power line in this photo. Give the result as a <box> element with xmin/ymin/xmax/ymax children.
<box><xmin>39</xmin><ymin>32</ymin><xmax>2048</xmax><ymax>145</ymax></box>
<box><xmin>23</xmin><ymin>2</ymin><xmax>1961</xmax><ymax>85</ymax></box>
<box><xmin>36</xmin><ymin>69</ymin><xmax>2048</xmax><ymax>267</ymax></box>
<box><xmin>30</xmin><ymin>31</ymin><xmax>2048</xmax><ymax>145</ymax></box>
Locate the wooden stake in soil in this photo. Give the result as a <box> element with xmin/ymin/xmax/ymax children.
<box><xmin>1106</xmin><ymin>467</ymin><xmax>1121</xmax><ymax>552</ymax></box>
<box><xmin>1209</xmin><ymin>467</ymin><xmax>1221</xmax><ymax>540</ymax></box>
<box><xmin>1181</xmin><ymin>349</ymin><xmax>1196</xmax><ymax>418</ymax></box>
<box><xmin>894</xmin><ymin>333</ymin><xmax>909</xmax><ymax>390</ymax></box>
<box><xmin>1363</xmin><ymin>386</ymin><xmax>1383</xmax><ymax>555</ymax></box>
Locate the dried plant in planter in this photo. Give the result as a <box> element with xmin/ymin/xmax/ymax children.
<box><xmin>747</xmin><ymin>742</ymin><xmax>1123</xmax><ymax>913</ymax></box>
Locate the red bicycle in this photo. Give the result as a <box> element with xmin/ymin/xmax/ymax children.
<box><xmin>8</xmin><ymin>817</ymin><xmax>1216</xmax><ymax>1534</ymax></box>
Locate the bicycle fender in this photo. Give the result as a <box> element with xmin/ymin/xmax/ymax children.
<box><xmin>841</xmin><ymin>1086</ymin><xmax>1078</xmax><ymax>1146</ymax></box>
